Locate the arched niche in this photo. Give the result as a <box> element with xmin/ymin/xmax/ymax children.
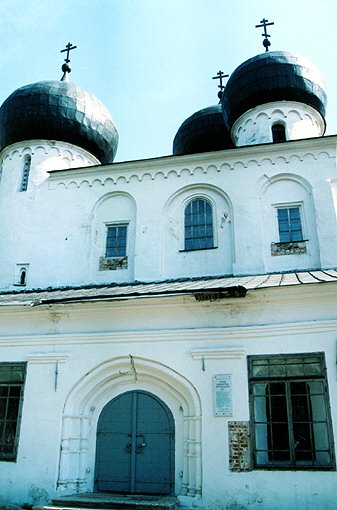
<box><xmin>89</xmin><ymin>192</ymin><xmax>137</xmax><ymax>282</ymax></box>
<box><xmin>259</xmin><ymin>173</ymin><xmax>320</xmax><ymax>271</ymax></box>
<box><xmin>162</xmin><ymin>184</ymin><xmax>234</xmax><ymax>279</ymax></box>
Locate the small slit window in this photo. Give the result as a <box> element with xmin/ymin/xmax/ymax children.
<box><xmin>184</xmin><ymin>198</ymin><xmax>214</xmax><ymax>251</ymax></box>
<box><xmin>19</xmin><ymin>269</ymin><xmax>26</xmax><ymax>286</ymax></box>
<box><xmin>20</xmin><ymin>156</ymin><xmax>31</xmax><ymax>192</ymax></box>
<box><xmin>272</xmin><ymin>123</ymin><xmax>286</xmax><ymax>143</ymax></box>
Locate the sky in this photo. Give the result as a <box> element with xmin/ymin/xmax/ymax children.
<box><xmin>0</xmin><ymin>0</ymin><xmax>336</xmax><ymax>162</ymax></box>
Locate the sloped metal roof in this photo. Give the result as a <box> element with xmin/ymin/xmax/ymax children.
<box><xmin>1</xmin><ymin>269</ymin><xmax>337</xmax><ymax>307</ymax></box>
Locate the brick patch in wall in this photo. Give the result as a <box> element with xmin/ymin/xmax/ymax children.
<box><xmin>99</xmin><ymin>256</ymin><xmax>128</xmax><ymax>271</ymax></box>
<box><xmin>271</xmin><ymin>241</ymin><xmax>307</xmax><ymax>256</ymax></box>
<box><xmin>228</xmin><ymin>421</ymin><xmax>252</xmax><ymax>472</ymax></box>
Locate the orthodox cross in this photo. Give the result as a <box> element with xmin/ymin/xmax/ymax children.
<box><xmin>255</xmin><ymin>18</ymin><xmax>274</xmax><ymax>52</ymax></box>
<box><xmin>212</xmin><ymin>70</ymin><xmax>229</xmax><ymax>101</ymax></box>
<box><xmin>60</xmin><ymin>42</ymin><xmax>77</xmax><ymax>81</ymax></box>
<box><xmin>60</xmin><ymin>42</ymin><xmax>77</xmax><ymax>63</ymax></box>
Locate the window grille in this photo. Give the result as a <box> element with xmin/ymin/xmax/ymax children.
<box><xmin>248</xmin><ymin>354</ymin><xmax>335</xmax><ymax>469</ymax></box>
<box><xmin>277</xmin><ymin>207</ymin><xmax>303</xmax><ymax>242</ymax></box>
<box><xmin>0</xmin><ymin>363</ymin><xmax>26</xmax><ymax>461</ymax></box>
<box><xmin>105</xmin><ymin>224</ymin><xmax>128</xmax><ymax>258</ymax></box>
<box><xmin>184</xmin><ymin>198</ymin><xmax>213</xmax><ymax>250</ymax></box>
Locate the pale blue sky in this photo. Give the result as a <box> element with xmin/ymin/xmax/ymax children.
<box><xmin>0</xmin><ymin>0</ymin><xmax>336</xmax><ymax>162</ymax></box>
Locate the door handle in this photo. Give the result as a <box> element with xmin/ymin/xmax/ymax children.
<box><xmin>136</xmin><ymin>434</ymin><xmax>146</xmax><ymax>454</ymax></box>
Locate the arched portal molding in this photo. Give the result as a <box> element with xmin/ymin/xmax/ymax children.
<box><xmin>58</xmin><ymin>356</ymin><xmax>202</xmax><ymax>498</ymax></box>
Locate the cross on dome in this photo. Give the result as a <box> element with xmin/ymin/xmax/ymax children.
<box><xmin>212</xmin><ymin>70</ymin><xmax>229</xmax><ymax>101</ymax></box>
<box><xmin>60</xmin><ymin>42</ymin><xmax>77</xmax><ymax>81</ymax></box>
<box><xmin>255</xmin><ymin>18</ymin><xmax>274</xmax><ymax>52</ymax></box>
<box><xmin>61</xmin><ymin>42</ymin><xmax>77</xmax><ymax>62</ymax></box>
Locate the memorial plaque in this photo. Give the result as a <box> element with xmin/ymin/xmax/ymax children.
<box><xmin>214</xmin><ymin>374</ymin><xmax>232</xmax><ymax>416</ymax></box>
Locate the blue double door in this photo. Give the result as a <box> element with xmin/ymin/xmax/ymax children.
<box><xmin>95</xmin><ymin>391</ymin><xmax>175</xmax><ymax>494</ymax></box>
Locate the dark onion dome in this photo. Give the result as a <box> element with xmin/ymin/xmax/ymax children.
<box><xmin>173</xmin><ymin>104</ymin><xmax>233</xmax><ymax>155</ymax></box>
<box><xmin>221</xmin><ymin>51</ymin><xmax>327</xmax><ymax>130</ymax></box>
<box><xmin>0</xmin><ymin>81</ymin><xmax>118</xmax><ymax>163</ymax></box>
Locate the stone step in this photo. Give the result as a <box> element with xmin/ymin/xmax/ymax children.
<box><xmin>35</xmin><ymin>494</ymin><xmax>180</xmax><ymax>510</ymax></box>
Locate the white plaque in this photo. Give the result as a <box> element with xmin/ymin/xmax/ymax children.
<box><xmin>214</xmin><ymin>374</ymin><xmax>232</xmax><ymax>416</ymax></box>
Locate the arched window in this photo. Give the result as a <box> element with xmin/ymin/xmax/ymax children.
<box><xmin>15</xmin><ymin>264</ymin><xmax>29</xmax><ymax>286</ymax></box>
<box><xmin>184</xmin><ymin>198</ymin><xmax>213</xmax><ymax>250</ymax></box>
<box><xmin>272</xmin><ymin>123</ymin><xmax>286</xmax><ymax>143</ymax></box>
<box><xmin>19</xmin><ymin>269</ymin><xmax>26</xmax><ymax>285</ymax></box>
<box><xmin>20</xmin><ymin>156</ymin><xmax>31</xmax><ymax>192</ymax></box>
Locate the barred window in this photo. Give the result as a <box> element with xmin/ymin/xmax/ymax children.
<box><xmin>184</xmin><ymin>199</ymin><xmax>213</xmax><ymax>250</ymax></box>
<box><xmin>0</xmin><ymin>363</ymin><xmax>26</xmax><ymax>461</ymax></box>
<box><xmin>105</xmin><ymin>224</ymin><xmax>128</xmax><ymax>258</ymax></box>
<box><xmin>248</xmin><ymin>354</ymin><xmax>335</xmax><ymax>470</ymax></box>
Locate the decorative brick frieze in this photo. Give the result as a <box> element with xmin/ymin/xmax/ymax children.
<box><xmin>99</xmin><ymin>256</ymin><xmax>128</xmax><ymax>271</ymax></box>
<box><xmin>271</xmin><ymin>240</ymin><xmax>307</xmax><ymax>256</ymax></box>
<box><xmin>228</xmin><ymin>421</ymin><xmax>252</xmax><ymax>472</ymax></box>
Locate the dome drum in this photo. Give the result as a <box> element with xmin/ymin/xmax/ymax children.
<box><xmin>231</xmin><ymin>101</ymin><xmax>325</xmax><ymax>147</ymax></box>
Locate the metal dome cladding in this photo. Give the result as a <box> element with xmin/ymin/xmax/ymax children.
<box><xmin>222</xmin><ymin>51</ymin><xmax>327</xmax><ymax>130</ymax></box>
<box><xmin>173</xmin><ymin>104</ymin><xmax>233</xmax><ymax>155</ymax></box>
<box><xmin>0</xmin><ymin>80</ymin><xmax>118</xmax><ymax>163</ymax></box>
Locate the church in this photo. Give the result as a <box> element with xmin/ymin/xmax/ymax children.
<box><xmin>1</xmin><ymin>22</ymin><xmax>337</xmax><ymax>510</ymax></box>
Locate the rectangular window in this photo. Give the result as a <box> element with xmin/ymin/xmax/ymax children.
<box><xmin>105</xmin><ymin>224</ymin><xmax>128</xmax><ymax>258</ymax></box>
<box><xmin>277</xmin><ymin>207</ymin><xmax>303</xmax><ymax>242</ymax></box>
<box><xmin>248</xmin><ymin>353</ymin><xmax>335</xmax><ymax>470</ymax></box>
<box><xmin>0</xmin><ymin>363</ymin><xmax>26</xmax><ymax>461</ymax></box>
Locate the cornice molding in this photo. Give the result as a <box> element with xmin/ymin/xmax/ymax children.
<box><xmin>1</xmin><ymin>319</ymin><xmax>337</xmax><ymax>348</ymax></box>
<box><xmin>1</xmin><ymin>140</ymin><xmax>99</xmax><ymax>165</ymax></box>
<box><xmin>191</xmin><ymin>348</ymin><xmax>246</xmax><ymax>360</ymax></box>
<box><xmin>26</xmin><ymin>353</ymin><xmax>70</xmax><ymax>364</ymax></box>
<box><xmin>46</xmin><ymin>138</ymin><xmax>336</xmax><ymax>189</ymax></box>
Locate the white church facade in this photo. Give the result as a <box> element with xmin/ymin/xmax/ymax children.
<box><xmin>1</xmin><ymin>39</ymin><xmax>337</xmax><ymax>510</ymax></box>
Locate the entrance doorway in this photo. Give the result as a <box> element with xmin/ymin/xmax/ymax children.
<box><xmin>95</xmin><ymin>390</ymin><xmax>175</xmax><ymax>494</ymax></box>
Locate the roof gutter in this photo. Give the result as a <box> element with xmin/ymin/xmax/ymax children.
<box><xmin>28</xmin><ymin>285</ymin><xmax>247</xmax><ymax>307</ymax></box>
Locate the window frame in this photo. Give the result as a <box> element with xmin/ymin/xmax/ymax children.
<box><xmin>182</xmin><ymin>197</ymin><xmax>216</xmax><ymax>252</ymax></box>
<box><xmin>104</xmin><ymin>222</ymin><xmax>129</xmax><ymax>259</ymax></box>
<box><xmin>13</xmin><ymin>264</ymin><xmax>29</xmax><ymax>287</ymax></box>
<box><xmin>273</xmin><ymin>203</ymin><xmax>306</xmax><ymax>244</ymax></box>
<box><xmin>248</xmin><ymin>353</ymin><xmax>335</xmax><ymax>470</ymax></box>
<box><xmin>0</xmin><ymin>362</ymin><xmax>27</xmax><ymax>462</ymax></box>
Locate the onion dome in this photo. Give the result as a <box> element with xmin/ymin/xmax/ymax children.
<box><xmin>221</xmin><ymin>51</ymin><xmax>327</xmax><ymax>131</ymax></box>
<box><xmin>0</xmin><ymin>80</ymin><xmax>118</xmax><ymax>163</ymax></box>
<box><xmin>173</xmin><ymin>104</ymin><xmax>233</xmax><ymax>156</ymax></box>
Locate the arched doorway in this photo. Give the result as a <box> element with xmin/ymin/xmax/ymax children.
<box><xmin>95</xmin><ymin>390</ymin><xmax>175</xmax><ymax>494</ymax></box>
